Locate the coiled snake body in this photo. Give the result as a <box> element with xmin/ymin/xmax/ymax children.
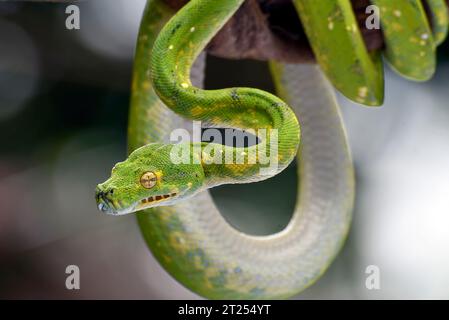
<box><xmin>96</xmin><ymin>0</ymin><xmax>448</xmax><ymax>299</ymax></box>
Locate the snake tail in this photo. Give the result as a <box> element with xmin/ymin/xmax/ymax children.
<box><xmin>426</xmin><ymin>0</ymin><xmax>449</xmax><ymax>45</ymax></box>
<box><xmin>293</xmin><ymin>0</ymin><xmax>385</xmax><ymax>106</ymax></box>
<box><xmin>371</xmin><ymin>0</ymin><xmax>436</xmax><ymax>81</ymax></box>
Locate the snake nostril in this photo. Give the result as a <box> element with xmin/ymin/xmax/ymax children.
<box><xmin>95</xmin><ymin>188</ymin><xmax>108</xmax><ymax>202</ymax></box>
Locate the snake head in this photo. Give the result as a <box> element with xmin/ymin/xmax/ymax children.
<box><xmin>95</xmin><ymin>143</ymin><xmax>205</xmax><ymax>215</ymax></box>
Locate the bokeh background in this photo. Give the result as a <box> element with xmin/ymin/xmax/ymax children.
<box><xmin>1</xmin><ymin>0</ymin><xmax>449</xmax><ymax>299</ymax></box>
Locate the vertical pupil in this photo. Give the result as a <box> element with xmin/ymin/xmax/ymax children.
<box><xmin>141</xmin><ymin>172</ymin><xmax>156</xmax><ymax>188</ymax></box>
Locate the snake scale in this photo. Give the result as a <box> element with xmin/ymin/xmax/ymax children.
<box><xmin>95</xmin><ymin>0</ymin><xmax>448</xmax><ymax>299</ymax></box>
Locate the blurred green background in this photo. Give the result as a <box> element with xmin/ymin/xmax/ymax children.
<box><xmin>1</xmin><ymin>0</ymin><xmax>449</xmax><ymax>299</ymax></box>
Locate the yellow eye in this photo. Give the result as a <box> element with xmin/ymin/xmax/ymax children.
<box><xmin>140</xmin><ymin>171</ymin><xmax>157</xmax><ymax>189</ymax></box>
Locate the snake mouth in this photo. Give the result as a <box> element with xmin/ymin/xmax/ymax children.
<box><xmin>96</xmin><ymin>192</ymin><xmax>179</xmax><ymax>216</ymax></box>
<box><xmin>135</xmin><ymin>192</ymin><xmax>178</xmax><ymax>210</ymax></box>
<box><xmin>97</xmin><ymin>199</ymin><xmax>126</xmax><ymax>216</ymax></box>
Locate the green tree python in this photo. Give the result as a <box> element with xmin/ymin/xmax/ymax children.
<box><xmin>95</xmin><ymin>0</ymin><xmax>448</xmax><ymax>299</ymax></box>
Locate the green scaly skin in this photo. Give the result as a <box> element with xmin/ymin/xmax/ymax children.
<box><xmin>150</xmin><ymin>0</ymin><xmax>299</xmax><ymax>186</ymax></box>
<box><xmin>95</xmin><ymin>0</ymin><xmax>448</xmax><ymax>299</ymax></box>
<box><xmin>293</xmin><ymin>0</ymin><xmax>385</xmax><ymax>105</ymax></box>
<box><xmin>97</xmin><ymin>0</ymin><xmax>299</xmax><ymax>215</ymax></box>
<box><xmin>371</xmin><ymin>0</ymin><xmax>436</xmax><ymax>81</ymax></box>
<box><xmin>426</xmin><ymin>0</ymin><xmax>449</xmax><ymax>45</ymax></box>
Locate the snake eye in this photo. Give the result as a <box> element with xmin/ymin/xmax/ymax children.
<box><xmin>140</xmin><ymin>171</ymin><xmax>157</xmax><ymax>189</ymax></box>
